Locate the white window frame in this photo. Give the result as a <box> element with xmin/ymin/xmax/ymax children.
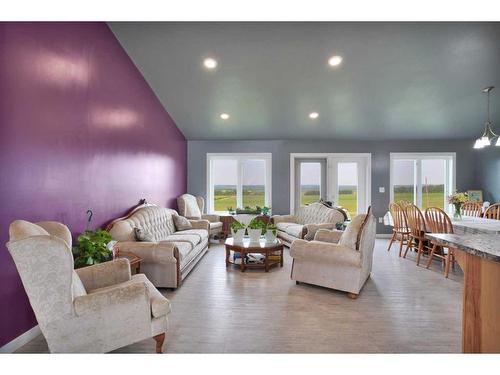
<box><xmin>206</xmin><ymin>153</ymin><xmax>272</xmax><ymax>214</ymax></box>
<box><xmin>289</xmin><ymin>153</ymin><xmax>372</xmax><ymax>214</ymax></box>
<box><xmin>389</xmin><ymin>152</ymin><xmax>456</xmax><ymax>211</ymax></box>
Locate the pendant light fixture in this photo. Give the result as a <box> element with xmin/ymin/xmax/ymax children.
<box><xmin>474</xmin><ymin>86</ymin><xmax>499</xmax><ymax>149</ymax></box>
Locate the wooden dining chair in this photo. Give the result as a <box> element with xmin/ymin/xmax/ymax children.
<box><xmin>424</xmin><ymin>207</ymin><xmax>456</xmax><ymax>278</ymax></box>
<box><xmin>387</xmin><ymin>202</ymin><xmax>410</xmax><ymax>257</ymax></box>
<box><xmin>397</xmin><ymin>200</ymin><xmax>413</xmax><ymax>208</ymax></box>
<box><xmin>484</xmin><ymin>203</ymin><xmax>500</xmax><ymax>220</ymax></box>
<box><xmin>461</xmin><ymin>201</ymin><xmax>482</xmax><ymax>217</ymax></box>
<box><xmin>403</xmin><ymin>204</ymin><xmax>432</xmax><ymax>266</ymax></box>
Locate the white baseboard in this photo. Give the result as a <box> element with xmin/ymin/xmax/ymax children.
<box><xmin>0</xmin><ymin>325</ymin><xmax>41</xmax><ymax>353</ymax></box>
<box><xmin>376</xmin><ymin>234</ymin><xmax>392</xmax><ymax>239</ymax></box>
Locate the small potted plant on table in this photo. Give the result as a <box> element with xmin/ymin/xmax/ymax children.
<box><xmin>264</xmin><ymin>223</ymin><xmax>278</xmax><ymax>243</ymax></box>
<box><xmin>247</xmin><ymin>218</ymin><xmax>266</xmax><ymax>242</ymax></box>
<box><xmin>72</xmin><ymin>228</ymin><xmax>114</xmax><ymax>268</ymax></box>
<box><xmin>230</xmin><ymin>220</ymin><xmax>246</xmax><ymax>243</ymax></box>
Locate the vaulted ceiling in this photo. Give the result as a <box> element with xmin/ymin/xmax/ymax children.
<box><xmin>109</xmin><ymin>22</ymin><xmax>500</xmax><ymax>140</ymax></box>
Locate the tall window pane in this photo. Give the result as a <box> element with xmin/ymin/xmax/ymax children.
<box><xmin>421</xmin><ymin>159</ymin><xmax>446</xmax><ymax>210</ymax></box>
<box><xmin>337</xmin><ymin>162</ymin><xmax>358</xmax><ymax>216</ymax></box>
<box><xmin>242</xmin><ymin>160</ymin><xmax>266</xmax><ymax>208</ymax></box>
<box><xmin>393</xmin><ymin>160</ymin><xmax>416</xmax><ymax>204</ymax></box>
<box><xmin>212</xmin><ymin>159</ymin><xmax>237</xmax><ymax>211</ymax></box>
<box><xmin>300</xmin><ymin>162</ymin><xmax>321</xmax><ymax>206</ymax></box>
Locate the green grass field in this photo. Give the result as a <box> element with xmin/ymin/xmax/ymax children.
<box><xmin>214</xmin><ymin>186</ymin><xmax>266</xmax><ymax>211</ymax></box>
<box><xmin>213</xmin><ymin>186</ymin><xmax>444</xmax><ymax>214</ymax></box>
<box><xmin>338</xmin><ymin>190</ymin><xmax>357</xmax><ymax>216</ymax></box>
<box><xmin>394</xmin><ymin>191</ymin><xmax>444</xmax><ymax>209</ymax></box>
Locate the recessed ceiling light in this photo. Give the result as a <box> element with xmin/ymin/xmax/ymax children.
<box><xmin>309</xmin><ymin>112</ymin><xmax>319</xmax><ymax>119</ymax></box>
<box><xmin>328</xmin><ymin>55</ymin><xmax>343</xmax><ymax>67</ymax></box>
<box><xmin>220</xmin><ymin>113</ymin><xmax>230</xmax><ymax>120</ymax></box>
<box><xmin>203</xmin><ymin>58</ymin><xmax>218</xmax><ymax>69</ymax></box>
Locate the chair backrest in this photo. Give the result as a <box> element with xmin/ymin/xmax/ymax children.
<box><xmin>405</xmin><ymin>204</ymin><xmax>426</xmax><ymax>237</ymax></box>
<box><xmin>425</xmin><ymin>207</ymin><xmax>454</xmax><ymax>234</ymax></box>
<box><xmin>340</xmin><ymin>207</ymin><xmax>375</xmax><ymax>252</ymax></box>
<box><xmin>461</xmin><ymin>201</ymin><xmax>482</xmax><ymax>217</ymax></box>
<box><xmin>108</xmin><ymin>205</ymin><xmax>178</xmax><ymax>242</ymax></box>
<box><xmin>295</xmin><ymin>202</ymin><xmax>345</xmax><ymax>225</ymax></box>
<box><xmin>389</xmin><ymin>202</ymin><xmax>408</xmax><ymax>231</ymax></box>
<box><xmin>397</xmin><ymin>200</ymin><xmax>413</xmax><ymax>208</ymax></box>
<box><xmin>6</xmin><ymin>220</ymin><xmax>77</xmax><ymax>330</ymax></box>
<box><xmin>177</xmin><ymin>194</ymin><xmax>204</xmax><ymax>219</ymax></box>
<box><xmin>484</xmin><ymin>203</ymin><xmax>500</xmax><ymax>220</ymax></box>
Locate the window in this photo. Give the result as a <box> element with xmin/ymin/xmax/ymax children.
<box><xmin>290</xmin><ymin>154</ymin><xmax>371</xmax><ymax>216</ymax></box>
<box><xmin>296</xmin><ymin>160</ymin><xmax>326</xmax><ymax>207</ymax></box>
<box><xmin>390</xmin><ymin>153</ymin><xmax>455</xmax><ymax>211</ymax></box>
<box><xmin>207</xmin><ymin>153</ymin><xmax>272</xmax><ymax>213</ymax></box>
<box><xmin>337</xmin><ymin>162</ymin><xmax>359</xmax><ymax>216</ymax></box>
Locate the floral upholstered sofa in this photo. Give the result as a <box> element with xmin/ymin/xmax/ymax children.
<box><xmin>108</xmin><ymin>204</ymin><xmax>209</xmax><ymax>288</ymax></box>
<box><xmin>271</xmin><ymin>202</ymin><xmax>347</xmax><ymax>247</ymax></box>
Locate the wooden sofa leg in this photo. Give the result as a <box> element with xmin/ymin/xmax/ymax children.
<box><xmin>347</xmin><ymin>292</ymin><xmax>359</xmax><ymax>299</ymax></box>
<box><xmin>295</xmin><ymin>280</ymin><xmax>300</xmax><ymax>285</ymax></box>
<box><xmin>154</xmin><ymin>333</ymin><xmax>166</xmax><ymax>353</ymax></box>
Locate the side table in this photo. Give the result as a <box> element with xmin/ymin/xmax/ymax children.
<box><xmin>115</xmin><ymin>251</ymin><xmax>142</xmax><ymax>275</ymax></box>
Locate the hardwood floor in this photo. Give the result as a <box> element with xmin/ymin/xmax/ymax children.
<box><xmin>16</xmin><ymin>239</ymin><xmax>463</xmax><ymax>353</ymax></box>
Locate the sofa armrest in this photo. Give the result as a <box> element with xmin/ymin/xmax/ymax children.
<box><xmin>75</xmin><ymin>258</ymin><xmax>131</xmax><ymax>292</ymax></box>
<box><xmin>74</xmin><ymin>282</ymin><xmax>149</xmax><ymax>317</ymax></box>
<box><xmin>114</xmin><ymin>241</ymin><xmax>178</xmax><ymax>264</ymax></box>
<box><xmin>188</xmin><ymin>219</ymin><xmax>210</xmax><ymax>231</ymax></box>
<box><xmin>303</xmin><ymin>223</ymin><xmax>336</xmax><ymax>240</ymax></box>
<box><xmin>201</xmin><ymin>214</ymin><xmax>220</xmax><ymax>223</ymax></box>
<box><xmin>290</xmin><ymin>239</ymin><xmax>361</xmax><ymax>267</ymax></box>
<box><xmin>272</xmin><ymin>215</ymin><xmax>298</xmax><ymax>224</ymax></box>
<box><xmin>313</xmin><ymin>228</ymin><xmax>344</xmax><ymax>243</ymax></box>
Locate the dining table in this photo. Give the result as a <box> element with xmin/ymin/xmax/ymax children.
<box><xmin>383</xmin><ymin>211</ymin><xmax>500</xmax><ymax>234</ymax></box>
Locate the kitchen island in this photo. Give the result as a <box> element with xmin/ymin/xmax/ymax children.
<box><xmin>426</xmin><ymin>233</ymin><xmax>500</xmax><ymax>353</ymax></box>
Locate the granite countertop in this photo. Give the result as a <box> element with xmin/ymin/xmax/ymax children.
<box><xmin>425</xmin><ymin>233</ymin><xmax>500</xmax><ymax>263</ymax></box>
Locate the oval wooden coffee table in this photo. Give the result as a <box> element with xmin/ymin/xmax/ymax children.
<box><xmin>225</xmin><ymin>237</ymin><xmax>284</xmax><ymax>272</ymax></box>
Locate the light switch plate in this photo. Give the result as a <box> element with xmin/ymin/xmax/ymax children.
<box><xmin>378</xmin><ymin>217</ymin><xmax>383</xmax><ymax>223</ymax></box>
<box><xmin>379</xmin><ymin>187</ymin><xmax>385</xmax><ymax>193</ymax></box>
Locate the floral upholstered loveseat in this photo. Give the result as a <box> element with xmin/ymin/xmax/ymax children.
<box><xmin>108</xmin><ymin>204</ymin><xmax>209</xmax><ymax>288</ymax></box>
<box><xmin>271</xmin><ymin>202</ymin><xmax>347</xmax><ymax>247</ymax></box>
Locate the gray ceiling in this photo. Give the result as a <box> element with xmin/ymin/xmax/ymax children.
<box><xmin>109</xmin><ymin>22</ymin><xmax>500</xmax><ymax>140</ymax></box>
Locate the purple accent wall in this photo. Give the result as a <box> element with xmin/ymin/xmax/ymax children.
<box><xmin>0</xmin><ymin>22</ymin><xmax>187</xmax><ymax>347</ymax></box>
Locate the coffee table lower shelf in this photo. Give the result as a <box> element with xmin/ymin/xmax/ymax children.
<box><xmin>225</xmin><ymin>238</ymin><xmax>284</xmax><ymax>272</ymax></box>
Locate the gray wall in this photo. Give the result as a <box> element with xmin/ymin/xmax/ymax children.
<box><xmin>188</xmin><ymin>139</ymin><xmax>479</xmax><ymax>234</ymax></box>
<box><xmin>477</xmin><ymin>147</ymin><xmax>500</xmax><ymax>202</ymax></box>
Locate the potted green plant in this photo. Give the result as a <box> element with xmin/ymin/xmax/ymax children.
<box><xmin>247</xmin><ymin>218</ymin><xmax>266</xmax><ymax>242</ymax></box>
<box><xmin>72</xmin><ymin>228</ymin><xmax>113</xmax><ymax>268</ymax></box>
<box><xmin>230</xmin><ymin>220</ymin><xmax>246</xmax><ymax>243</ymax></box>
<box><xmin>235</xmin><ymin>206</ymin><xmax>262</xmax><ymax>214</ymax></box>
<box><xmin>264</xmin><ymin>223</ymin><xmax>278</xmax><ymax>243</ymax></box>
<box><xmin>261</xmin><ymin>206</ymin><xmax>271</xmax><ymax>216</ymax></box>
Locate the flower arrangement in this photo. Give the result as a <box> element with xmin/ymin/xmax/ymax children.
<box><xmin>448</xmin><ymin>191</ymin><xmax>469</xmax><ymax>219</ymax></box>
<box><xmin>448</xmin><ymin>191</ymin><xmax>468</xmax><ymax>205</ymax></box>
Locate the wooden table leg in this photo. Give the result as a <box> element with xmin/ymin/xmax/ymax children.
<box><xmin>225</xmin><ymin>247</ymin><xmax>230</xmax><ymax>267</ymax></box>
<box><xmin>280</xmin><ymin>246</ymin><xmax>284</xmax><ymax>267</ymax></box>
<box><xmin>265</xmin><ymin>251</ymin><xmax>269</xmax><ymax>272</ymax></box>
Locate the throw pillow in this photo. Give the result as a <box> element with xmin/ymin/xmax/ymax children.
<box><xmin>173</xmin><ymin>215</ymin><xmax>193</xmax><ymax>231</ymax></box>
<box><xmin>134</xmin><ymin>227</ymin><xmax>154</xmax><ymax>242</ymax></box>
